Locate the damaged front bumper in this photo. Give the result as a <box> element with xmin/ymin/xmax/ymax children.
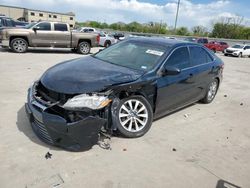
<box><xmin>25</xmin><ymin>87</ymin><xmax>107</xmax><ymax>151</ymax></box>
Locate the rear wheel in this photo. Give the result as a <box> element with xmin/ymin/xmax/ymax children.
<box><xmin>104</xmin><ymin>40</ymin><xmax>111</xmax><ymax>48</ymax></box>
<box><xmin>10</xmin><ymin>38</ymin><xmax>28</xmax><ymax>53</ymax></box>
<box><xmin>114</xmin><ymin>96</ymin><xmax>153</xmax><ymax>138</ymax></box>
<box><xmin>201</xmin><ymin>79</ymin><xmax>219</xmax><ymax>104</ymax></box>
<box><xmin>77</xmin><ymin>41</ymin><xmax>90</xmax><ymax>54</ymax></box>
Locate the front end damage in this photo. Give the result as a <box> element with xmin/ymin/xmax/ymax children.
<box><xmin>25</xmin><ymin>78</ymin><xmax>156</xmax><ymax>151</ymax></box>
<box><xmin>25</xmin><ymin>81</ymin><xmax>112</xmax><ymax>151</ymax></box>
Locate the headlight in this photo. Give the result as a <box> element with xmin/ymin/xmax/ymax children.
<box><xmin>63</xmin><ymin>94</ymin><xmax>112</xmax><ymax>110</ymax></box>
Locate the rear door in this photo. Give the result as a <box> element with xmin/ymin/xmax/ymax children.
<box><xmin>53</xmin><ymin>23</ymin><xmax>71</xmax><ymax>47</ymax></box>
<box><xmin>155</xmin><ymin>46</ymin><xmax>198</xmax><ymax>117</ymax></box>
<box><xmin>188</xmin><ymin>45</ymin><xmax>215</xmax><ymax>98</ymax></box>
<box><xmin>31</xmin><ymin>22</ymin><xmax>53</xmax><ymax>47</ymax></box>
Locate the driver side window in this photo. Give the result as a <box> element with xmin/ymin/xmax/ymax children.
<box><xmin>36</xmin><ymin>22</ymin><xmax>51</xmax><ymax>31</ymax></box>
<box><xmin>165</xmin><ymin>47</ymin><xmax>190</xmax><ymax>69</ymax></box>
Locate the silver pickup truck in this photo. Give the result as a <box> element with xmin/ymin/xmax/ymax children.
<box><xmin>0</xmin><ymin>21</ymin><xmax>99</xmax><ymax>54</ymax></box>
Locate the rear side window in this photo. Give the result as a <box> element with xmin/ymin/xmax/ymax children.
<box><xmin>244</xmin><ymin>46</ymin><xmax>250</xmax><ymax>50</ymax></box>
<box><xmin>36</xmin><ymin>22</ymin><xmax>51</xmax><ymax>31</ymax></box>
<box><xmin>189</xmin><ymin>46</ymin><xmax>213</xmax><ymax>66</ymax></box>
<box><xmin>54</xmin><ymin>23</ymin><xmax>68</xmax><ymax>31</ymax></box>
<box><xmin>165</xmin><ymin>47</ymin><xmax>190</xmax><ymax>69</ymax></box>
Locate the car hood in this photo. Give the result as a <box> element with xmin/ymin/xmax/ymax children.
<box><xmin>40</xmin><ymin>56</ymin><xmax>144</xmax><ymax>94</ymax></box>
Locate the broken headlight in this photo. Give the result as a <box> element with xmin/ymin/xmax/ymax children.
<box><xmin>62</xmin><ymin>94</ymin><xmax>112</xmax><ymax>110</ymax></box>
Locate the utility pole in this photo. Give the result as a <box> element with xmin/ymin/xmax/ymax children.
<box><xmin>174</xmin><ymin>0</ymin><xmax>180</xmax><ymax>34</ymax></box>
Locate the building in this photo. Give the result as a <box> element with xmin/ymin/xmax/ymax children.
<box><xmin>0</xmin><ymin>4</ymin><xmax>75</xmax><ymax>28</ymax></box>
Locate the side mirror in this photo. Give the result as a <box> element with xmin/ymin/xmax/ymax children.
<box><xmin>162</xmin><ymin>66</ymin><xmax>181</xmax><ymax>76</ymax></box>
<box><xmin>32</xmin><ymin>26</ymin><xmax>40</xmax><ymax>31</ymax></box>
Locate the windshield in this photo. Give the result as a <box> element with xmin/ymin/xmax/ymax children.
<box><xmin>232</xmin><ymin>45</ymin><xmax>243</xmax><ymax>49</ymax></box>
<box><xmin>24</xmin><ymin>22</ymin><xmax>37</xmax><ymax>29</ymax></box>
<box><xmin>94</xmin><ymin>40</ymin><xmax>168</xmax><ymax>71</ymax></box>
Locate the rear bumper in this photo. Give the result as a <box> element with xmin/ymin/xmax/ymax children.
<box><xmin>25</xmin><ymin>88</ymin><xmax>106</xmax><ymax>151</ymax></box>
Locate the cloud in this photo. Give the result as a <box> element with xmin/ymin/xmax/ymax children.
<box><xmin>0</xmin><ymin>0</ymin><xmax>249</xmax><ymax>28</ymax></box>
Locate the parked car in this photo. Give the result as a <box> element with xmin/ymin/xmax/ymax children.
<box><xmin>99</xmin><ymin>32</ymin><xmax>116</xmax><ymax>47</ymax></box>
<box><xmin>111</xmin><ymin>32</ymin><xmax>125</xmax><ymax>40</ymax></box>
<box><xmin>184</xmin><ymin>37</ymin><xmax>208</xmax><ymax>44</ymax></box>
<box><xmin>0</xmin><ymin>21</ymin><xmax>99</xmax><ymax>54</ymax></box>
<box><xmin>0</xmin><ymin>15</ymin><xmax>28</xmax><ymax>30</ymax></box>
<box><xmin>204</xmin><ymin>41</ymin><xmax>229</xmax><ymax>53</ymax></box>
<box><xmin>25</xmin><ymin>37</ymin><xmax>224</xmax><ymax>151</ymax></box>
<box><xmin>224</xmin><ymin>44</ymin><xmax>250</xmax><ymax>57</ymax></box>
<box><xmin>76</xmin><ymin>27</ymin><xmax>98</xmax><ymax>33</ymax></box>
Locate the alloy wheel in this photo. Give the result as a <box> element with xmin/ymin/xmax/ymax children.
<box><xmin>12</xmin><ymin>39</ymin><xmax>27</xmax><ymax>52</ymax></box>
<box><xmin>207</xmin><ymin>81</ymin><xmax>218</xmax><ymax>101</ymax></box>
<box><xmin>118</xmin><ymin>99</ymin><xmax>148</xmax><ymax>132</ymax></box>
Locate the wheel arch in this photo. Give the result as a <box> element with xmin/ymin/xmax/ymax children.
<box><xmin>78</xmin><ymin>39</ymin><xmax>91</xmax><ymax>46</ymax></box>
<box><xmin>10</xmin><ymin>36</ymin><xmax>30</xmax><ymax>46</ymax></box>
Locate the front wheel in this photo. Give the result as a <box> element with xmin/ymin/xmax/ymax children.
<box><xmin>10</xmin><ymin>38</ymin><xmax>28</xmax><ymax>53</ymax></box>
<box><xmin>77</xmin><ymin>41</ymin><xmax>90</xmax><ymax>54</ymax></box>
<box><xmin>201</xmin><ymin>79</ymin><xmax>219</xmax><ymax>104</ymax></box>
<box><xmin>114</xmin><ymin>96</ymin><xmax>153</xmax><ymax>138</ymax></box>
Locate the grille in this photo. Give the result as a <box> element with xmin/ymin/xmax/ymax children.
<box><xmin>33</xmin><ymin>119</ymin><xmax>54</xmax><ymax>144</ymax></box>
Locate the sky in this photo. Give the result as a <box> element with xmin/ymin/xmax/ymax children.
<box><xmin>0</xmin><ymin>0</ymin><xmax>249</xmax><ymax>29</ymax></box>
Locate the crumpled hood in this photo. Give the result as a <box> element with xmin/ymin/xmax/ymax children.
<box><xmin>40</xmin><ymin>56</ymin><xmax>143</xmax><ymax>94</ymax></box>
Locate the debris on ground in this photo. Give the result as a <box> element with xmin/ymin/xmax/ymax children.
<box><xmin>224</xmin><ymin>94</ymin><xmax>227</xmax><ymax>97</ymax></box>
<box><xmin>226</xmin><ymin>137</ymin><xmax>229</xmax><ymax>139</ymax></box>
<box><xmin>184</xmin><ymin>114</ymin><xmax>189</xmax><ymax>118</ymax></box>
<box><xmin>240</xmin><ymin>103</ymin><xmax>243</xmax><ymax>106</ymax></box>
<box><xmin>45</xmin><ymin>152</ymin><xmax>52</xmax><ymax>159</ymax></box>
<box><xmin>123</xmin><ymin>148</ymin><xmax>127</xmax><ymax>151</ymax></box>
<box><xmin>229</xmin><ymin>129</ymin><xmax>232</xmax><ymax>132</ymax></box>
<box><xmin>98</xmin><ymin>131</ymin><xmax>112</xmax><ymax>150</ymax></box>
<box><xmin>172</xmin><ymin>148</ymin><xmax>177</xmax><ymax>152</ymax></box>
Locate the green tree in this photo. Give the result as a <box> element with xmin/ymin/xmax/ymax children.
<box><xmin>176</xmin><ymin>27</ymin><xmax>189</xmax><ymax>36</ymax></box>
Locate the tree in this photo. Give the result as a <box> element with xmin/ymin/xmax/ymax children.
<box><xmin>192</xmin><ymin>25</ymin><xmax>208</xmax><ymax>36</ymax></box>
<box><xmin>176</xmin><ymin>27</ymin><xmax>189</xmax><ymax>36</ymax></box>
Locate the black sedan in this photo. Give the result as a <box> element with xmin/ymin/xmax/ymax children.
<box><xmin>25</xmin><ymin>38</ymin><xmax>224</xmax><ymax>151</ymax></box>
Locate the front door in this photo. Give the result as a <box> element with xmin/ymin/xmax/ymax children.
<box><xmin>155</xmin><ymin>46</ymin><xmax>198</xmax><ymax>117</ymax></box>
<box><xmin>30</xmin><ymin>22</ymin><xmax>53</xmax><ymax>47</ymax></box>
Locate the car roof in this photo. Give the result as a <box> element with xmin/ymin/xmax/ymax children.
<box><xmin>128</xmin><ymin>37</ymin><xmax>198</xmax><ymax>48</ymax></box>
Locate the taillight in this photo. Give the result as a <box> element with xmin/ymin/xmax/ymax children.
<box><xmin>96</xmin><ymin>34</ymin><xmax>100</xmax><ymax>44</ymax></box>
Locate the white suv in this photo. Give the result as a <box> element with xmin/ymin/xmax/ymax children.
<box><xmin>99</xmin><ymin>32</ymin><xmax>116</xmax><ymax>47</ymax></box>
<box><xmin>224</xmin><ymin>44</ymin><xmax>250</xmax><ymax>57</ymax></box>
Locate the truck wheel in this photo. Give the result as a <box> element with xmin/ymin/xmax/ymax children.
<box><xmin>77</xmin><ymin>41</ymin><xmax>90</xmax><ymax>54</ymax></box>
<box><xmin>114</xmin><ymin>95</ymin><xmax>153</xmax><ymax>138</ymax></box>
<box><xmin>104</xmin><ymin>40</ymin><xmax>111</xmax><ymax>48</ymax></box>
<box><xmin>10</xmin><ymin>38</ymin><xmax>28</xmax><ymax>53</ymax></box>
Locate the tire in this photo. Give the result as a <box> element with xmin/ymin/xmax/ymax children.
<box><xmin>10</xmin><ymin>38</ymin><xmax>28</xmax><ymax>53</ymax></box>
<box><xmin>114</xmin><ymin>95</ymin><xmax>153</xmax><ymax>138</ymax></box>
<box><xmin>77</xmin><ymin>41</ymin><xmax>90</xmax><ymax>54</ymax></box>
<box><xmin>201</xmin><ymin>79</ymin><xmax>219</xmax><ymax>104</ymax></box>
<box><xmin>104</xmin><ymin>40</ymin><xmax>111</xmax><ymax>48</ymax></box>
<box><xmin>224</xmin><ymin>53</ymin><xmax>228</xmax><ymax>56</ymax></box>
